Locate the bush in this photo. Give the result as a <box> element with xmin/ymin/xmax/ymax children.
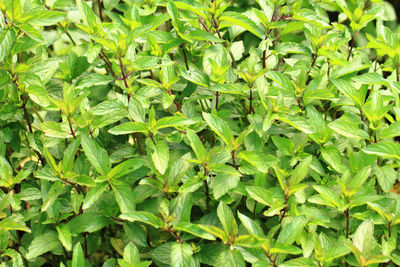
<box><xmin>1</xmin><ymin>0</ymin><xmax>400</xmax><ymax>266</ymax></box>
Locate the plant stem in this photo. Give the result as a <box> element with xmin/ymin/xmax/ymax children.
<box><xmin>22</xmin><ymin>100</ymin><xmax>33</xmax><ymax>134</ymax></box>
<box><xmin>311</xmin><ymin>52</ymin><xmax>318</xmax><ymax>68</ymax></box>
<box><xmin>231</xmin><ymin>150</ymin><xmax>238</xmax><ymax>169</ymax></box>
<box><xmin>135</xmin><ymin>133</ymin><xmax>144</xmax><ymax>155</ymax></box>
<box><xmin>68</xmin><ymin>118</ymin><xmax>76</xmax><ymax>139</ymax></box>
<box><xmin>327</xmin><ymin>60</ymin><xmax>331</xmax><ymax>77</ymax></box>
<box><xmin>347</xmin><ymin>31</ymin><xmax>358</xmax><ymax>61</ymax></box>
<box><xmin>98</xmin><ymin>0</ymin><xmax>103</xmax><ymax>21</ymax></box>
<box><xmin>396</xmin><ymin>64</ymin><xmax>399</xmax><ymax>82</ymax></box>
<box><xmin>264</xmin><ymin>251</ymin><xmax>277</xmax><ymax>267</ymax></box>
<box><xmin>199</xmin><ymin>17</ymin><xmax>210</xmax><ymax>32</ymax></box>
<box><xmin>203</xmin><ymin>178</ymin><xmax>210</xmax><ymax>212</ymax></box>
<box><xmin>249</xmin><ymin>88</ymin><xmax>254</xmax><ymax>114</ymax></box>
<box><xmin>44</xmin><ymin>5</ymin><xmax>77</xmax><ymax>46</ymax></box>
<box><xmin>99</xmin><ymin>50</ymin><xmax>116</xmax><ymax>78</ymax></box>
<box><xmin>83</xmin><ymin>232</ymin><xmax>88</xmax><ymax>258</ymax></box>
<box><xmin>166</xmin><ymin>228</ymin><xmax>181</xmax><ymax>243</ymax></box>
<box><xmin>280</xmin><ymin>194</ymin><xmax>289</xmax><ymax>222</ymax></box>
<box><xmin>149</xmin><ymin>69</ymin><xmax>155</xmax><ymax>80</ymax></box>
<box><xmin>62</xmin><ymin>178</ymin><xmax>80</xmax><ymax>193</ymax></box>
<box><xmin>118</xmin><ymin>57</ymin><xmax>129</xmax><ymax>89</ymax></box>
<box><xmin>12</xmin><ymin>74</ymin><xmax>34</xmax><ymax>134</ymax></box>
<box><xmin>215</xmin><ymin>92</ymin><xmax>219</xmax><ymax>110</ymax></box>
<box><xmin>262</xmin><ymin>6</ymin><xmax>278</xmax><ymax>69</ymax></box>
<box><xmin>2</xmin><ymin>11</ymin><xmax>9</xmax><ymax>25</ymax></box>
<box><xmin>359</xmin><ymin>108</ymin><xmax>365</xmax><ymax>122</ymax></box>
<box><xmin>167</xmin><ymin>90</ymin><xmax>182</xmax><ymax>112</ymax></box>
<box><xmin>344</xmin><ymin>208</ymin><xmax>350</xmax><ymax>238</ymax></box>
<box><xmin>180</xmin><ymin>44</ymin><xmax>189</xmax><ymax>70</ymax></box>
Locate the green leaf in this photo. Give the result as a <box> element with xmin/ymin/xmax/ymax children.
<box><xmin>171</xmin><ymin>243</ymin><xmax>193</xmax><ymax>267</ymax></box>
<box><xmin>275</xmin><ymin>42</ymin><xmax>311</xmax><ymax>55</ymax></box>
<box><xmin>270</xmin><ymin>243</ymin><xmax>302</xmax><ymax>255</ymax></box>
<box><xmin>351</xmin><ymin>219</ymin><xmax>376</xmax><ymax>257</ymax></box>
<box><xmin>0</xmin><ymin>29</ymin><xmax>15</xmax><ymax>62</ymax></box>
<box><xmin>210</xmin><ymin>84</ymin><xmax>245</xmax><ymax>95</ymax></box>
<box><xmin>0</xmin><ymin>216</ymin><xmax>31</xmax><ymax>234</ymax></box>
<box><xmin>175</xmin><ymin>222</ymin><xmax>216</xmax><ymax>240</ymax></box>
<box><xmin>213</xmin><ymin>173</ymin><xmax>239</xmax><ymax>199</ymax></box>
<box><xmin>123</xmin><ymin>243</ymin><xmax>140</xmax><ymax>264</ymax></box>
<box><xmin>62</xmin><ymin>136</ymin><xmax>81</xmax><ymax>174</ymax></box>
<box><xmin>217</xmin><ymin>202</ymin><xmax>238</xmax><ymax>237</ymax></box>
<box><xmin>363</xmin><ymin>142</ymin><xmax>400</xmax><ymax>160</ymax></box>
<box><xmin>235</xmin><ymin>235</ymin><xmax>267</xmax><ymax>247</ymax></box>
<box><xmin>330</xmin><ymin>78</ymin><xmax>361</xmax><ymax>107</ymax></box>
<box><xmin>82</xmin><ymin>182</ymin><xmax>108</xmax><ymax>210</ymax></box>
<box><xmin>167</xmin><ymin>0</ymin><xmax>184</xmax><ymax>32</ymax></box>
<box><xmin>373</xmin><ymin>165</ymin><xmax>397</xmax><ymax>193</ymax></box>
<box><xmin>245</xmin><ymin>186</ymin><xmax>273</xmax><ymax>206</ymax></box>
<box><xmin>19</xmin><ymin>23</ymin><xmax>43</xmax><ymax>42</ymax></box>
<box><xmin>26</xmin><ymin>85</ymin><xmax>50</xmax><ymax>105</ymax></box>
<box><xmin>279</xmin><ymin>115</ymin><xmax>314</xmax><ymax>134</ymax></box>
<box><xmin>78</xmin><ymin>73</ymin><xmax>114</xmax><ymax>88</ymax></box>
<box><xmin>325</xmin><ymin>243</ymin><xmax>351</xmax><ymax>262</ymax></box>
<box><xmin>81</xmin><ymin>134</ymin><xmax>111</xmax><ymax>175</ymax></box>
<box><xmin>276</xmin><ymin>216</ymin><xmax>307</xmax><ymax>245</ymax></box>
<box><xmin>180</xmin><ymin>69</ymin><xmax>209</xmax><ymax>87</ymax></box>
<box><xmin>78</xmin><ymin>0</ymin><xmax>98</xmax><ymax>28</ymax></box>
<box><xmin>108</xmin><ymin>158</ymin><xmax>146</xmax><ymax>180</ymax></box>
<box><xmin>188</xmin><ymin>29</ymin><xmax>224</xmax><ymax>43</ymax></box>
<box><xmin>111</xmin><ymin>182</ymin><xmax>136</xmax><ymax>213</ymax></box>
<box><xmin>289</xmin><ymin>156</ymin><xmax>312</xmax><ymax>185</ymax></box>
<box><xmin>237</xmin><ymin>212</ymin><xmax>264</xmax><ymax>238</ymax></box>
<box><xmin>72</xmin><ymin>243</ymin><xmax>85</xmax><ymax>267</ymax></box>
<box><xmin>279</xmin><ymin>257</ymin><xmax>317</xmax><ymax>267</ymax></box>
<box><xmin>28</xmin><ymin>10</ymin><xmax>65</xmax><ymax>26</ymax></box>
<box><xmin>151</xmin><ymin>140</ymin><xmax>169</xmax><ymax>175</ymax></box>
<box><xmin>215</xmin><ymin>249</ymin><xmax>245</xmax><ymax>267</ymax></box>
<box><xmin>109</xmin><ymin>122</ymin><xmax>148</xmax><ymax>135</ymax></box>
<box><xmin>381</xmin><ymin>122</ymin><xmax>400</xmax><ymax>139</ymax></box>
<box><xmin>202</xmin><ymin>112</ymin><xmax>234</xmax><ymax>146</ymax></box>
<box><xmin>26</xmin><ymin>231</ymin><xmax>61</xmax><ymax>260</ymax></box>
<box><xmin>237</xmin><ymin>151</ymin><xmax>278</xmax><ymax>173</ymax></box>
<box><xmin>40</xmin><ymin>121</ymin><xmax>70</xmax><ymax>139</ymax></box>
<box><xmin>197</xmin><ymin>225</ymin><xmax>228</xmax><ymax>241</ymax></box>
<box><xmin>155</xmin><ymin>116</ymin><xmax>193</xmax><ymax>130</ymax></box>
<box><xmin>186</xmin><ymin>129</ymin><xmax>206</xmax><ymax>162</ymax></box>
<box><xmin>328</xmin><ymin>117</ymin><xmax>369</xmax><ymax>140</ymax></box>
<box><xmin>219</xmin><ymin>11</ymin><xmax>263</xmax><ymax>39</ymax></box>
<box><xmin>271</xmin><ymin>136</ymin><xmax>294</xmax><ymax>156</ymax></box>
<box><xmin>265</xmin><ymin>71</ymin><xmax>295</xmax><ymax>92</ymax></box>
<box><xmin>0</xmin><ymin>156</ymin><xmax>13</xmax><ymax>187</ymax></box>
<box><xmin>352</xmin><ymin>73</ymin><xmax>388</xmax><ymax>85</ymax></box>
<box><xmin>311</xmin><ymin>185</ymin><xmax>344</xmax><ymax>209</ymax></box>
<box><xmin>321</xmin><ymin>146</ymin><xmax>348</xmax><ymax>174</ymax></box>
<box><xmin>68</xmin><ymin>212</ymin><xmax>112</xmax><ymax>234</ymax></box>
<box><xmin>56</xmin><ymin>224</ymin><xmax>72</xmax><ymax>251</ymax></box>
<box><xmin>41</xmin><ymin>181</ymin><xmax>63</xmax><ymax>212</ymax></box>
<box><xmin>120</xmin><ymin>211</ymin><xmax>164</xmax><ymax>228</ymax></box>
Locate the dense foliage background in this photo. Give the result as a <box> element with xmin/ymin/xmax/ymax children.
<box><xmin>1</xmin><ymin>0</ymin><xmax>400</xmax><ymax>266</ymax></box>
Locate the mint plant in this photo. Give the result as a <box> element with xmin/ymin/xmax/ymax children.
<box><xmin>1</xmin><ymin>0</ymin><xmax>400</xmax><ymax>266</ymax></box>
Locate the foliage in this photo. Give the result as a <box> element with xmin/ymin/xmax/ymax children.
<box><xmin>1</xmin><ymin>0</ymin><xmax>400</xmax><ymax>266</ymax></box>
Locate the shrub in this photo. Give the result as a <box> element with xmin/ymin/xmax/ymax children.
<box><xmin>1</xmin><ymin>0</ymin><xmax>400</xmax><ymax>266</ymax></box>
